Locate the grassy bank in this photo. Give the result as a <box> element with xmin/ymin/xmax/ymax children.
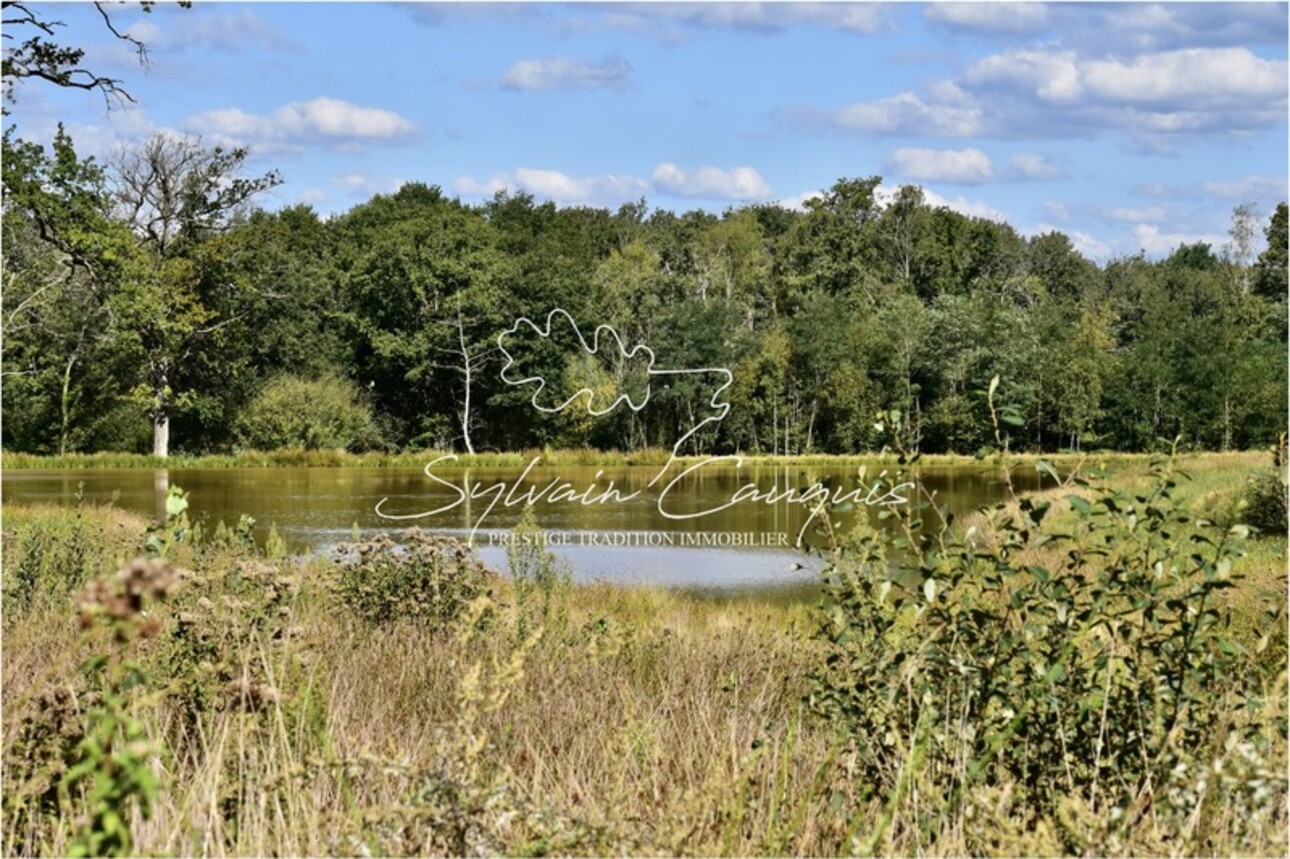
<box><xmin>2</xmin><ymin>454</ymin><xmax>1285</xmax><ymax>857</ymax></box>
<box><xmin>0</xmin><ymin>446</ymin><xmax>1270</xmax><ymax>471</ymax></box>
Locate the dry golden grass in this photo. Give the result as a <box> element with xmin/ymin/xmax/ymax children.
<box><xmin>2</xmin><ymin>451</ymin><xmax>1285</xmax><ymax>856</ymax></box>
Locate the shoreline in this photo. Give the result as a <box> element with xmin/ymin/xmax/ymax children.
<box><xmin>0</xmin><ymin>448</ymin><xmax>1268</xmax><ymax>471</ymax></box>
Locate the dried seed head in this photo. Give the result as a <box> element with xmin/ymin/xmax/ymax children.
<box><xmin>117</xmin><ymin>557</ymin><xmax>178</xmax><ymax>607</ymax></box>
<box><xmin>224</xmin><ymin>676</ymin><xmax>282</xmax><ymax>711</ymax></box>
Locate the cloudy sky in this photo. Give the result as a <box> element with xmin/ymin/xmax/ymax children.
<box><xmin>9</xmin><ymin>1</ymin><xmax>1288</xmax><ymax>260</ymax></box>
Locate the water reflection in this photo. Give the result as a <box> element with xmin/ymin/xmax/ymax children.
<box><xmin>2</xmin><ymin>462</ymin><xmax>1050</xmax><ymax>589</ymax></box>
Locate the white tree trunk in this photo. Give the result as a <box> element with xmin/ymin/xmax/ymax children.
<box><xmin>457</xmin><ymin>310</ymin><xmax>476</xmax><ymax>455</ymax></box>
<box><xmin>153</xmin><ymin>412</ymin><xmax>170</xmax><ymax>458</ymax></box>
<box><xmin>152</xmin><ymin>375</ymin><xmax>170</xmax><ymax>458</ymax></box>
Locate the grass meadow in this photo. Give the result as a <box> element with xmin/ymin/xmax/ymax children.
<box><xmin>2</xmin><ymin>451</ymin><xmax>1285</xmax><ymax>857</ymax></box>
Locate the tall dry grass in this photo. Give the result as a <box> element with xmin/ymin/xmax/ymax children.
<box><xmin>2</xmin><ymin>453</ymin><xmax>1285</xmax><ymax>856</ymax></box>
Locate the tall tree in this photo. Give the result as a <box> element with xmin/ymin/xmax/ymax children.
<box><xmin>106</xmin><ymin>133</ymin><xmax>281</xmax><ymax>456</ymax></box>
<box><xmin>1</xmin><ymin>127</ymin><xmax>145</xmax><ymax>452</ymax></box>
<box><xmin>780</xmin><ymin>176</ymin><xmax>886</xmax><ymax>306</ymax></box>
<box><xmin>1253</xmin><ymin>202</ymin><xmax>1288</xmax><ymax>301</ymax></box>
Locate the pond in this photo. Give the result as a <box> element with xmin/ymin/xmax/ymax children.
<box><xmin>2</xmin><ymin>459</ymin><xmax>1053</xmax><ymax>591</ymax></box>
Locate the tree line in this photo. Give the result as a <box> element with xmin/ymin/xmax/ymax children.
<box><xmin>2</xmin><ymin>129</ymin><xmax>1286</xmax><ymax>458</ymax></box>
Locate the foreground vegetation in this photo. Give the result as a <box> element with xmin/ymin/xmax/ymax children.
<box><xmin>3</xmin><ymin>449</ymin><xmax>1285</xmax><ymax>857</ymax></box>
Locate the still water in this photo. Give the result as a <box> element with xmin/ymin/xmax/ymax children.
<box><xmin>2</xmin><ymin>461</ymin><xmax>1051</xmax><ymax>590</ymax></box>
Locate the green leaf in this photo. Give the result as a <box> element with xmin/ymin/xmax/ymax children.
<box><xmin>165</xmin><ymin>490</ymin><xmax>188</xmax><ymax>519</ymax></box>
<box><xmin>1025</xmin><ymin>565</ymin><xmax>1051</xmax><ymax>583</ymax></box>
<box><xmin>1035</xmin><ymin>460</ymin><xmax>1061</xmax><ymax>484</ymax></box>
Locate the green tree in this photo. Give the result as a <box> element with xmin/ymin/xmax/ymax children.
<box><xmin>104</xmin><ymin>133</ymin><xmax>281</xmax><ymax>456</ymax></box>
<box><xmin>594</xmin><ymin>239</ymin><xmax>666</xmax><ymax>347</ymax></box>
<box><xmin>1253</xmin><ymin>202</ymin><xmax>1288</xmax><ymax>301</ymax></box>
<box><xmin>692</xmin><ymin>209</ymin><xmax>772</xmax><ymax>326</ymax></box>
<box><xmin>337</xmin><ymin>184</ymin><xmax>510</xmax><ymax>451</ymax></box>
<box><xmin>727</xmin><ymin>325</ymin><xmax>792</xmax><ymax>453</ymax></box>
<box><xmin>1</xmin><ymin>127</ymin><xmax>146</xmax><ymax>453</ymax></box>
<box><xmin>779</xmin><ymin>176</ymin><xmax>886</xmax><ymax>307</ymax></box>
<box><xmin>1052</xmin><ymin>304</ymin><xmax>1115</xmax><ymax>449</ymax></box>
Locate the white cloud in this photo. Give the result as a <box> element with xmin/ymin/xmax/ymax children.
<box><xmin>274</xmin><ymin>98</ymin><xmax>415</xmax><ymax>139</ymax></box>
<box><xmin>516</xmin><ymin>168</ymin><xmax>648</xmax><ymax>204</ymax></box>
<box><xmin>775</xmin><ymin>189</ymin><xmax>826</xmax><ymax>212</ymax></box>
<box><xmin>550</xmin><ymin>3</ymin><xmax>896</xmax><ymax>38</ymax></box>
<box><xmin>643</xmin><ymin>3</ymin><xmax>893</xmax><ymax>34</ymax></box>
<box><xmin>451</xmin><ymin>173</ymin><xmax>512</xmax><ymax>197</ymax></box>
<box><xmin>1080</xmin><ymin>3</ymin><xmax>1286</xmax><ymax>52</ymax></box>
<box><xmin>1009</xmin><ymin>153</ymin><xmax>1067</xmax><ymax>181</ymax></box>
<box><xmin>453</xmin><ymin>168</ymin><xmax>649</xmax><ymax>206</ymax></box>
<box><xmin>127</xmin><ymin>9</ymin><xmax>287</xmax><ymax>52</ymax></box>
<box><xmin>501</xmin><ymin>55</ymin><xmax>632</xmax><ymax>92</ymax></box>
<box><xmin>1067</xmin><ymin>230</ymin><xmax>1115</xmax><ymax>261</ymax></box>
<box><xmin>792</xmin><ymin>45</ymin><xmax>1286</xmax><ymax>145</ymax></box>
<box><xmin>1138</xmin><ymin>175</ymin><xmax>1288</xmax><ymax>202</ymax></box>
<box><xmin>1082</xmin><ymin>48</ymin><xmax>1286</xmax><ymax>107</ymax></box>
<box><xmin>888</xmin><ymin>148</ymin><xmax>994</xmax><ymax>184</ymax></box>
<box><xmin>924</xmin><ymin>2</ymin><xmax>1050</xmax><ymax>34</ymax></box>
<box><xmin>965</xmin><ymin>50</ymin><xmax>1084</xmax><ymax>102</ymax></box>
<box><xmin>1201</xmin><ymin>175</ymin><xmax>1289</xmax><ymax>200</ymax></box>
<box><xmin>651</xmin><ymin>163</ymin><xmax>772</xmax><ymax>199</ymax></box>
<box><xmin>404</xmin><ymin>1</ymin><xmax>1283</xmax><ymax>50</ymax></box>
<box><xmin>776</xmin><ymin>181</ymin><xmax>1006</xmax><ymax>223</ymax></box>
<box><xmin>68</xmin><ymin>105</ymin><xmax>158</xmax><ymax>156</ymax></box>
<box><xmin>822</xmin><ymin>91</ymin><xmax>983</xmax><ymax>136</ymax></box>
<box><xmin>332</xmin><ymin>173</ymin><xmax>407</xmax><ymax>198</ymax></box>
<box><xmin>186</xmin><ymin>97</ymin><xmax>416</xmax><ymax>151</ymax></box>
<box><xmin>1042</xmin><ymin>201</ymin><xmax>1070</xmax><ymax>221</ymax></box>
<box><xmin>1131</xmin><ymin>223</ymin><xmax>1227</xmax><ymax>256</ymax></box>
<box><xmin>298</xmin><ymin>189</ymin><xmax>328</xmax><ymax>206</ymax></box>
<box><xmin>1108</xmin><ymin>206</ymin><xmax>1168</xmax><ymax>223</ymax></box>
<box><xmin>921</xmin><ymin>188</ymin><xmax>1007</xmax><ymax>222</ymax></box>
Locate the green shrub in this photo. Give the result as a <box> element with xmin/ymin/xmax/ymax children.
<box><xmin>507</xmin><ymin>506</ymin><xmax>573</xmax><ymax>638</ymax></box>
<box><xmin>1</xmin><ymin>501</ymin><xmax>134</xmax><ymax>617</ymax></box>
<box><xmin>1245</xmin><ymin>472</ymin><xmax>1288</xmax><ymax>537</ymax></box>
<box><xmin>809</xmin><ymin>457</ymin><xmax>1286</xmax><ymax>854</ymax></box>
<box><xmin>1243</xmin><ymin>435</ymin><xmax>1287</xmax><ymax>537</ymax></box>
<box><xmin>234</xmin><ymin>374</ymin><xmax>380</xmax><ymax>451</ymax></box>
<box><xmin>335</xmin><ymin>529</ymin><xmax>494</xmax><ymax>629</ymax></box>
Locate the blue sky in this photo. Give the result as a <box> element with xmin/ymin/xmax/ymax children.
<box><xmin>9</xmin><ymin>1</ymin><xmax>1288</xmax><ymax>260</ymax></box>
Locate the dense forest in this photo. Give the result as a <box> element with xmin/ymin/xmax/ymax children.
<box><xmin>2</xmin><ymin>128</ymin><xmax>1286</xmax><ymax>458</ymax></box>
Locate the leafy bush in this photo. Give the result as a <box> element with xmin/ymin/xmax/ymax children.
<box><xmin>809</xmin><ymin>457</ymin><xmax>1286</xmax><ymax>853</ymax></box>
<box><xmin>1246</xmin><ymin>472</ymin><xmax>1288</xmax><ymax>537</ymax></box>
<box><xmin>507</xmin><ymin>506</ymin><xmax>573</xmax><ymax>638</ymax></box>
<box><xmin>234</xmin><ymin>374</ymin><xmax>380</xmax><ymax>451</ymax></box>
<box><xmin>1243</xmin><ymin>434</ymin><xmax>1287</xmax><ymax>537</ymax></box>
<box><xmin>1</xmin><ymin>501</ymin><xmax>134</xmax><ymax>617</ymax></box>
<box><xmin>335</xmin><ymin>529</ymin><xmax>494</xmax><ymax>629</ymax></box>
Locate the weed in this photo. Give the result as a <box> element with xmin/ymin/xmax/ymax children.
<box><xmin>809</xmin><ymin>443</ymin><xmax>1287</xmax><ymax>853</ymax></box>
<box><xmin>62</xmin><ymin>558</ymin><xmax>178</xmax><ymax>856</ymax></box>
<box><xmin>507</xmin><ymin>506</ymin><xmax>573</xmax><ymax>639</ymax></box>
<box><xmin>1242</xmin><ymin>433</ymin><xmax>1288</xmax><ymax>538</ymax></box>
<box><xmin>335</xmin><ymin>529</ymin><xmax>495</xmax><ymax>629</ymax></box>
